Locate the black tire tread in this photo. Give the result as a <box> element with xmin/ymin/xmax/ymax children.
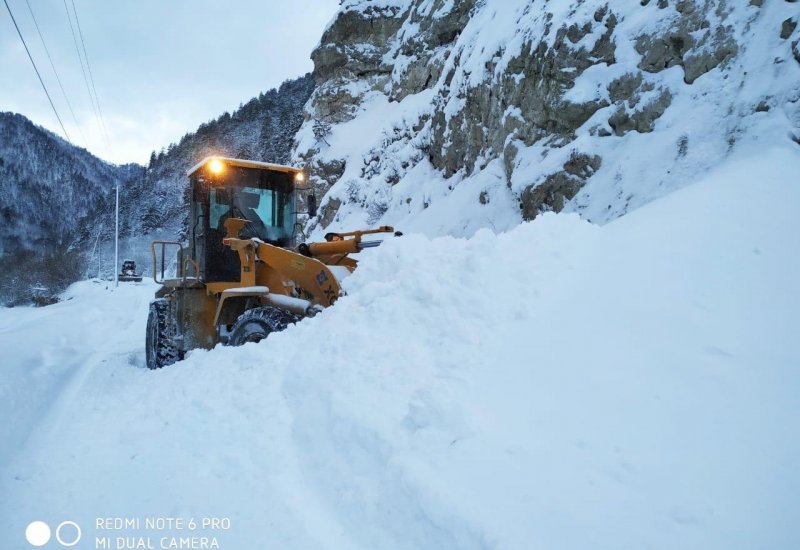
<box><xmin>146</xmin><ymin>298</ymin><xmax>179</xmax><ymax>369</ymax></box>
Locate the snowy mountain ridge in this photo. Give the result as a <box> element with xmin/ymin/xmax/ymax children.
<box><xmin>294</xmin><ymin>0</ymin><xmax>800</xmax><ymax>238</ymax></box>
<box><xmin>0</xmin><ymin>112</ymin><xmax>141</xmax><ymax>303</ymax></box>
<box><xmin>0</xmin><ymin>112</ymin><xmax>137</xmax><ymax>254</ymax></box>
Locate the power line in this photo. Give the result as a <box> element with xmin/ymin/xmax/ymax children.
<box><xmin>24</xmin><ymin>0</ymin><xmax>89</xmax><ymax>148</ymax></box>
<box><xmin>3</xmin><ymin>0</ymin><xmax>71</xmax><ymax>142</ymax></box>
<box><xmin>62</xmin><ymin>0</ymin><xmax>104</xmax><ymax>151</ymax></box>
<box><xmin>70</xmin><ymin>0</ymin><xmax>110</xmax><ymax>149</ymax></box>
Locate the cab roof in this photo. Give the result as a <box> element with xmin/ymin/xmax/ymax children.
<box><xmin>186</xmin><ymin>156</ymin><xmax>301</xmax><ymax>178</ymax></box>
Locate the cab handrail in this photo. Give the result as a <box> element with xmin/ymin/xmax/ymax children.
<box><xmin>151</xmin><ymin>241</ymin><xmax>184</xmax><ymax>283</ymax></box>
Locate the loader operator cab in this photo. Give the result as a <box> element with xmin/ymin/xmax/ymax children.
<box><xmin>187</xmin><ymin>157</ymin><xmax>309</xmax><ymax>283</ymax></box>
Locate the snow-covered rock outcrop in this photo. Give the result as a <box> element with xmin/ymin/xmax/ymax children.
<box><xmin>294</xmin><ymin>0</ymin><xmax>800</xmax><ymax>236</ymax></box>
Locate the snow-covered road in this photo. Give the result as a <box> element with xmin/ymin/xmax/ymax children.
<box><xmin>0</xmin><ymin>280</ymin><xmax>344</xmax><ymax>548</ymax></box>
<box><xmin>0</xmin><ymin>279</ymin><xmax>155</xmax><ymax>471</ymax></box>
<box><xmin>1</xmin><ymin>147</ymin><xmax>799</xmax><ymax>549</ymax></box>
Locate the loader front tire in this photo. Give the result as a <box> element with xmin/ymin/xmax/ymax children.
<box><xmin>146</xmin><ymin>298</ymin><xmax>179</xmax><ymax>369</ymax></box>
<box><xmin>228</xmin><ymin>306</ymin><xmax>296</xmax><ymax>346</ymax></box>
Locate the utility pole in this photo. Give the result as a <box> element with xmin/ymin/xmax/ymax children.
<box><xmin>114</xmin><ymin>182</ymin><xmax>119</xmax><ymax>287</ymax></box>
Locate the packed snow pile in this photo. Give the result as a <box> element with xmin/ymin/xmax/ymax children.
<box><xmin>1</xmin><ymin>147</ymin><xmax>799</xmax><ymax>549</ymax></box>
<box><xmin>295</xmin><ymin>0</ymin><xmax>800</xmax><ymax>238</ymax></box>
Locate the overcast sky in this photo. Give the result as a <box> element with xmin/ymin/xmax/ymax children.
<box><xmin>1</xmin><ymin>0</ymin><xmax>339</xmax><ymax>164</ymax></box>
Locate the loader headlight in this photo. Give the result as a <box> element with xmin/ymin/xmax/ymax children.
<box><xmin>294</xmin><ymin>171</ymin><xmax>306</xmax><ymax>184</ymax></box>
<box><xmin>208</xmin><ymin>159</ymin><xmax>224</xmax><ymax>174</ymax></box>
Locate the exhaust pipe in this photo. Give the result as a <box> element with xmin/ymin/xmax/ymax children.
<box><xmin>263</xmin><ymin>292</ymin><xmax>322</xmax><ymax>317</ymax></box>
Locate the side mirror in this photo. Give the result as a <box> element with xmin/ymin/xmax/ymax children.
<box><xmin>307</xmin><ymin>194</ymin><xmax>318</xmax><ymax>218</ymax></box>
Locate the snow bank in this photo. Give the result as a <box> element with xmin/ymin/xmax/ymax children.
<box><xmin>0</xmin><ymin>148</ymin><xmax>798</xmax><ymax>549</ymax></box>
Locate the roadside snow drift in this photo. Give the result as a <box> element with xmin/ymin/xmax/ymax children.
<box><xmin>1</xmin><ymin>147</ymin><xmax>799</xmax><ymax>549</ymax></box>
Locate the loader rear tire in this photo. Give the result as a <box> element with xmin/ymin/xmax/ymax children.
<box><xmin>146</xmin><ymin>298</ymin><xmax>179</xmax><ymax>369</ymax></box>
<box><xmin>227</xmin><ymin>306</ymin><xmax>296</xmax><ymax>346</ymax></box>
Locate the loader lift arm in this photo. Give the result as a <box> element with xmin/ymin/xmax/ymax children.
<box><xmin>297</xmin><ymin>225</ymin><xmax>397</xmax><ymax>264</ymax></box>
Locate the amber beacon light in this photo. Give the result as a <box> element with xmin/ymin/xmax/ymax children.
<box><xmin>208</xmin><ymin>159</ymin><xmax>224</xmax><ymax>174</ymax></box>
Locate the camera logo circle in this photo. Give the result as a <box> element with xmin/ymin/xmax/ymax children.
<box><xmin>25</xmin><ymin>521</ymin><xmax>81</xmax><ymax>547</ymax></box>
<box><xmin>25</xmin><ymin>521</ymin><xmax>50</xmax><ymax>547</ymax></box>
<box><xmin>56</xmin><ymin>521</ymin><xmax>82</xmax><ymax>547</ymax></box>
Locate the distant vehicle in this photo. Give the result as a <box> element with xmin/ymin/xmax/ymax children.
<box><xmin>118</xmin><ymin>260</ymin><xmax>143</xmax><ymax>282</ymax></box>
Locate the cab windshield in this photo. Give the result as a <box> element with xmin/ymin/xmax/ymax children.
<box><xmin>208</xmin><ymin>166</ymin><xmax>294</xmax><ymax>245</ymax></box>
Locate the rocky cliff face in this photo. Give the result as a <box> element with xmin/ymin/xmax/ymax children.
<box><xmin>293</xmin><ymin>0</ymin><xmax>800</xmax><ymax>237</ymax></box>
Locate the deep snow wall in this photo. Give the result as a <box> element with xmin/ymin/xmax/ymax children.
<box><xmin>294</xmin><ymin>0</ymin><xmax>800</xmax><ymax>237</ymax></box>
<box><xmin>1</xmin><ymin>147</ymin><xmax>797</xmax><ymax>549</ymax></box>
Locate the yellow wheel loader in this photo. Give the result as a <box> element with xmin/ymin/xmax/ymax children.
<box><xmin>145</xmin><ymin>156</ymin><xmax>396</xmax><ymax>369</ymax></box>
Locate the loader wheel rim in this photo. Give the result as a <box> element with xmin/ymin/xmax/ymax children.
<box><xmin>227</xmin><ymin>306</ymin><xmax>295</xmax><ymax>347</ymax></box>
<box><xmin>239</xmin><ymin>322</ymin><xmax>268</xmax><ymax>344</ymax></box>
